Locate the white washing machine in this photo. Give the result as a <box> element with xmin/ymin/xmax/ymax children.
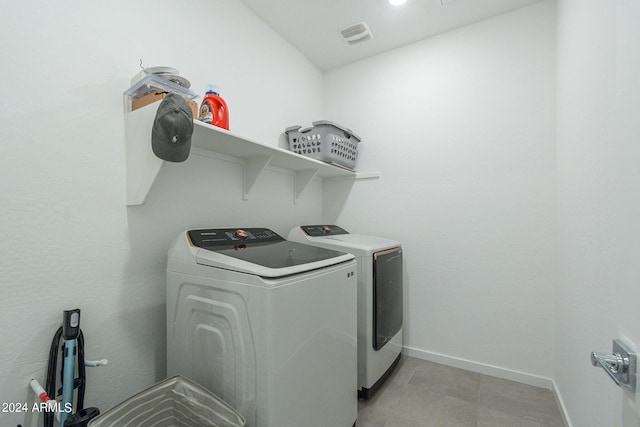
<box><xmin>166</xmin><ymin>228</ymin><xmax>358</xmax><ymax>427</ymax></box>
<box><xmin>289</xmin><ymin>225</ymin><xmax>403</xmax><ymax>399</ymax></box>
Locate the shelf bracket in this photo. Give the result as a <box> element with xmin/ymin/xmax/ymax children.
<box><xmin>294</xmin><ymin>169</ymin><xmax>320</xmax><ymax>204</ymax></box>
<box><xmin>243</xmin><ymin>155</ymin><xmax>272</xmax><ymax>200</ymax></box>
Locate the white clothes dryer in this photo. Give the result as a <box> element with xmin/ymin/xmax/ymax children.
<box><xmin>289</xmin><ymin>225</ymin><xmax>403</xmax><ymax>399</ymax></box>
<box><xmin>166</xmin><ymin>228</ymin><xmax>358</xmax><ymax>427</ymax></box>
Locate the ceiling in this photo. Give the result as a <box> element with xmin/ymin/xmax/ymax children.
<box><xmin>238</xmin><ymin>0</ymin><xmax>542</xmax><ymax>71</ymax></box>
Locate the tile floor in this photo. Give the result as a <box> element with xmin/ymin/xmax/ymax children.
<box><xmin>357</xmin><ymin>355</ymin><xmax>565</xmax><ymax>427</ymax></box>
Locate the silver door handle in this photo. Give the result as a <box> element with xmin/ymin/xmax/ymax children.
<box><xmin>590</xmin><ymin>339</ymin><xmax>636</xmax><ymax>392</ymax></box>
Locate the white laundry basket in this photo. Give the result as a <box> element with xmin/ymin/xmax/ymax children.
<box><xmin>88</xmin><ymin>376</ymin><xmax>245</xmax><ymax>427</ymax></box>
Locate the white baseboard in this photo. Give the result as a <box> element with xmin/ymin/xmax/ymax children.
<box><xmin>550</xmin><ymin>378</ymin><xmax>573</xmax><ymax>427</ymax></box>
<box><xmin>403</xmin><ymin>345</ymin><xmax>553</xmax><ymax>388</ymax></box>
<box><xmin>403</xmin><ymin>345</ymin><xmax>572</xmax><ymax>426</ymax></box>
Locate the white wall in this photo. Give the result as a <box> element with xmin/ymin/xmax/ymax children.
<box><xmin>324</xmin><ymin>1</ymin><xmax>557</xmax><ymax>384</ymax></box>
<box><xmin>555</xmin><ymin>0</ymin><xmax>640</xmax><ymax>425</ymax></box>
<box><xmin>4</xmin><ymin>1</ymin><xmax>640</xmax><ymax>426</ymax></box>
<box><xmin>0</xmin><ymin>1</ymin><xmax>324</xmax><ymax>426</ymax></box>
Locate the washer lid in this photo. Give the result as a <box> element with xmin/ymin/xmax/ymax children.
<box><xmin>189</xmin><ymin>228</ymin><xmax>354</xmax><ymax>278</ymax></box>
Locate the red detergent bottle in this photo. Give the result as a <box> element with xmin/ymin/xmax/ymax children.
<box><xmin>199</xmin><ymin>85</ymin><xmax>229</xmax><ymax>130</ymax></box>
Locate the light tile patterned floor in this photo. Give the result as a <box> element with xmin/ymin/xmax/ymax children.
<box><xmin>357</xmin><ymin>356</ymin><xmax>565</xmax><ymax>427</ymax></box>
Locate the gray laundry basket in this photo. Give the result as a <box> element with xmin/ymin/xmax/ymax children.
<box><xmin>285</xmin><ymin>121</ymin><xmax>360</xmax><ymax>170</ymax></box>
<box><xmin>88</xmin><ymin>375</ymin><xmax>245</xmax><ymax>427</ymax></box>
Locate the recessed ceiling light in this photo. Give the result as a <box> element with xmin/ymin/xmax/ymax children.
<box><xmin>388</xmin><ymin>0</ymin><xmax>407</xmax><ymax>6</ymax></box>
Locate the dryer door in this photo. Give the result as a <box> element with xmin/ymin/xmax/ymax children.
<box><xmin>373</xmin><ymin>247</ymin><xmax>403</xmax><ymax>350</ymax></box>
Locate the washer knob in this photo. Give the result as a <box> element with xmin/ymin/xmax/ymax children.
<box><xmin>235</xmin><ymin>229</ymin><xmax>249</xmax><ymax>239</ymax></box>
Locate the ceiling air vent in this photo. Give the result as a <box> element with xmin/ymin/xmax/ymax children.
<box><xmin>339</xmin><ymin>22</ymin><xmax>374</xmax><ymax>45</ymax></box>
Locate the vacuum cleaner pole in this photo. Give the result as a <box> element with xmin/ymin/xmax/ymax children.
<box><xmin>61</xmin><ymin>309</ymin><xmax>81</xmax><ymax>426</ymax></box>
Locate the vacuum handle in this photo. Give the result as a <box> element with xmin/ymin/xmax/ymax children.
<box><xmin>63</xmin><ymin>309</ymin><xmax>81</xmax><ymax>340</ymax></box>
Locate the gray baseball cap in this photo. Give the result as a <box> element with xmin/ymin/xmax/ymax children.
<box><xmin>152</xmin><ymin>93</ymin><xmax>194</xmax><ymax>162</ymax></box>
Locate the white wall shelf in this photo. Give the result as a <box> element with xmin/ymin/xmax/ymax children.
<box><xmin>125</xmin><ymin>101</ymin><xmax>379</xmax><ymax>206</ymax></box>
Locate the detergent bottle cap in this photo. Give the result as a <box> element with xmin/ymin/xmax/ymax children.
<box><xmin>205</xmin><ymin>84</ymin><xmax>220</xmax><ymax>96</ymax></box>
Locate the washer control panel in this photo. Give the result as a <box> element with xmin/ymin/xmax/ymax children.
<box><xmin>188</xmin><ymin>228</ymin><xmax>284</xmax><ymax>248</ymax></box>
<box><xmin>301</xmin><ymin>225</ymin><xmax>349</xmax><ymax>237</ymax></box>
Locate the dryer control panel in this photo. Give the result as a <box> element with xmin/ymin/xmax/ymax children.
<box><xmin>188</xmin><ymin>228</ymin><xmax>284</xmax><ymax>248</ymax></box>
<box><xmin>301</xmin><ymin>225</ymin><xmax>349</xmax><ymax>237</ymax></box>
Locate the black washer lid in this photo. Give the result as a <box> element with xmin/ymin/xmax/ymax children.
<box><xmin>189</xmin><ymin>228</ymin><xmax>354</xmax><ymax>276</ymax></box>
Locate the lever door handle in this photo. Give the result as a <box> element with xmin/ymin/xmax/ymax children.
<box><xmin>590</xmin><ymin>339</ymin><xmax>636</xmax><ymax>392</ymax></box>
<box><xmin>591</xmin><ymin>352</ymin><xmax>628</xmax><ymax>385</ymax></box>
